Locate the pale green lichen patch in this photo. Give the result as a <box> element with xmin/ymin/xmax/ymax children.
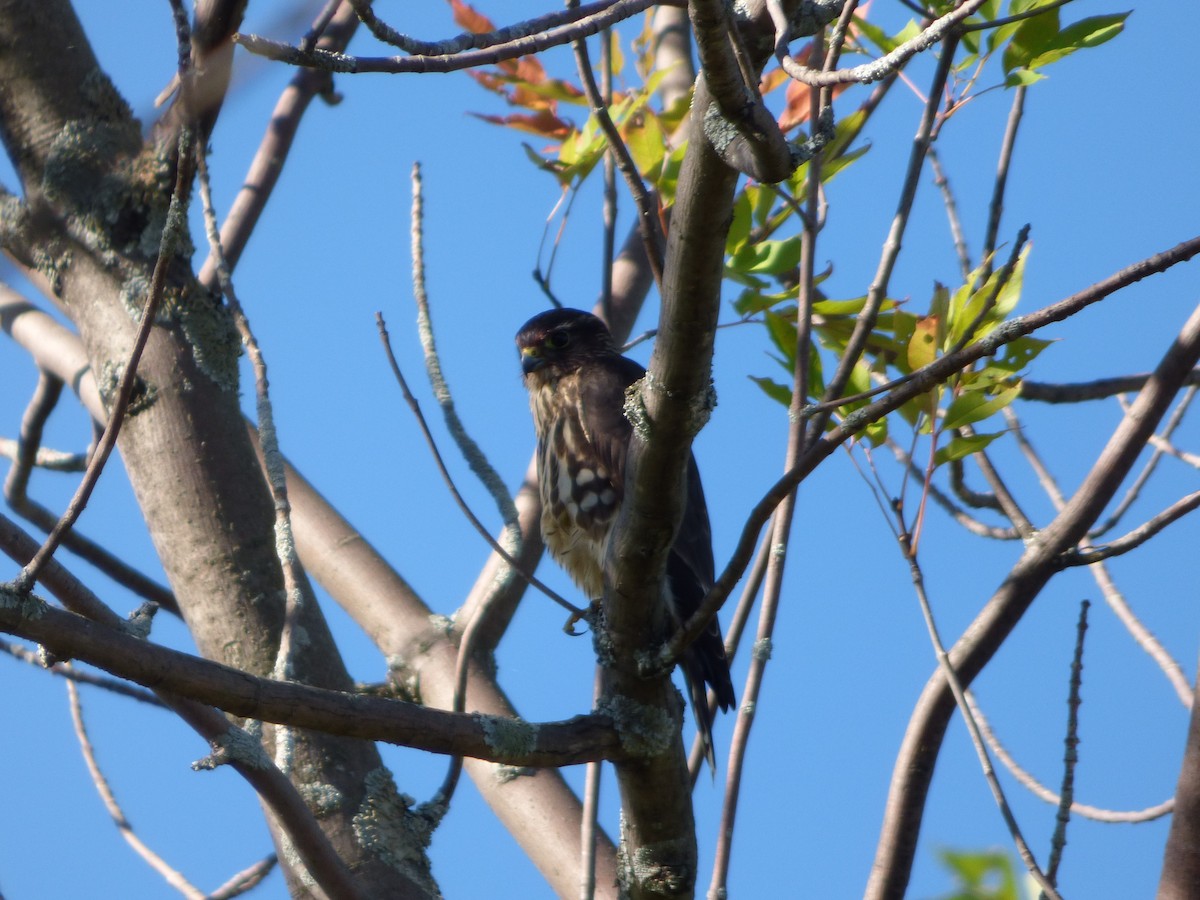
<box><xmin>598</xmin><ymin>693</ymin><xmax>674</xmax><ymax>757</ymax></box>
<box><xmin>493</xmin><ymin>764</ymin><xmax>535</xmax><ymax>784</ymax></box>
<box><xmin>118</xmin><ymin>274</ymin><xmax>241</xmax><ymax>393</ymax></box>
<box><xmin>122</xmin><ymin>601</ymin><xmax>157</xmax><ymax>639</ymax></box>
<box><xmin>617</xmin><ymin>831</ymin><xmax>693</xmax><ymax>897</ymax></box>
<box><xmin>0</xmin><ymin>586</ymin><xmax>47</xmax><ymax>620</ymax></box>
<box><xmin>298</xmin><ymin>781</ymin><xmax>344</xmax><ymax>817</ymax></box>
<box><xmin>353</xmin><ymin>768</ymin><xmax>440</xmax><ymax>894</ymax></box>
<box><xmin>702</xmin><ymin>101</ymin><xmax>742</xmax><ymax>156</ymax></box>
<box><xmin>623</xmin><ymin>377</ymin><xmax>651</xmax><ymax>442</ymax></box>
<box><xmin>623</xmin><ymin>372</ymin><xmax>717</xmax><ymax>441</ymax></box>
<box><xmin>476</xmin><ymin>713</ymin><xmax>538</xmax><ymax>758</ymax></box>
<box><xmin>95</xmin><ymin>357</ymin><xmax>157</xmax><ymax>416</ymax></box>
<box><xmin>192</xmin><ymin>725</ymin><xmax>271</xmax><ymax>772</ymax></box>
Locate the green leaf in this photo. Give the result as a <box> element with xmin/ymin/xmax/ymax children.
<box><xmin>993</xmin><ymin>336</ymin><xmax>1053</xmax><ymax>373</ymax></box>
<box><xmin>1005</xmin><ymin>68</ymin><xmax>1045</xmax><ymax>87</ymax></box>
<box><xmin>764</xmin><ymin>308</ymin><xmax>798</xmax><ymax>368</ymax></box>
<box><xmin>655</xmin><ymin>142</ymin><xmax>688</xmax><ymax>205</ymax></box>
<box><xmin>731</xmin><ymin>237</ymin><xmax>803</xmax><ymax>276</ymax></box>
<box><xmin>749</xmin><ymin>375</ymin><xmax>792</xmax><ymax>407</ymax></box>
<box><xmin>934</xmin><ymin>431</ymin><xmax>1005</xmax><ymax>466</ymax></box>
<box><xmin>1003</xmin><ymin>7</ymin><xmax>1128</xmax><ymax>76</ymax></box>
<box><xmin>908</xmin><ymin>315</ymin><xmax>940</xmax><ymax>372</ymax></box>
<box><xmin>935</xmin><ymin>848</ymin><xmax>1020</xmax><ymax>900</ymax></box>
<box><xmin>624</xmin><ymin>112</ymin><xmax>666</xmax><ymax>180</ymax></box>
<box><xmin>726</xmin><ymin>191</ymin><xmax>753</xmax><ymax>256</ymax></box>
<box><xmin>947</xmin><ymin>248</ymin><xmax>1029</xmax><ymax>346</ymax></box>
<box><xmin>943</xmin><ymin>383</ymin><xmax>1020</xmax><ymax>430</ymax></box>
<box><xmin>1057</xmin><ymin>13</ymin><xmax>1128</xmax><ymax>52</ymax></box>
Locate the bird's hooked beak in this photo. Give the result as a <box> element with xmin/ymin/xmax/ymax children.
<box><xmin>520</xmin><ymin>345</ymin><xmax>544</xmax><ymax>375</ymax></box>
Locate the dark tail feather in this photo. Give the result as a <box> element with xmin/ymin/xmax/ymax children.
<box><xmin>682</xmin><ymin>656</ymin><xmax>719</xmax><ymax>773</ymax></box>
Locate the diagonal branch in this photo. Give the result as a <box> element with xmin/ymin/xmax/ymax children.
<box><xmin>868</xmin><ymin>294</ymin><xmax>1200</xmax><ymax>898</ymax></box>
<box><xmin>0</xmin><ymin>590</ymin><xmax>625</xmax><ymax>766</ymax></box>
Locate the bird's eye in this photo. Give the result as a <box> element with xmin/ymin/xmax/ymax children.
<box><xmin>544</xmin><ymin>331</ymin><xmax>570</xmax><ymax>350</ymax></box>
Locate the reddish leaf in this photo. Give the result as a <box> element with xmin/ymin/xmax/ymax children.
<box><xmin>513</xmin><ymin>55</ymin><xmax>547</xmax><ymax>86</ymax></box>
<box><xmin>471</xmin><ymin>109</ymin><xmax>574</xmax><ymax>139</ymax></box>
<box><xmin>448</xmin><ymin>0</ymin><xmax>495</xmax><ymax>35</ymax></box>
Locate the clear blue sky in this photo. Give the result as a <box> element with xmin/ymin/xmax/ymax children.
<box><xmin>2</xmin><ymin>2</ymin><xmax>1198</xmax><ymax>898</ymax></box>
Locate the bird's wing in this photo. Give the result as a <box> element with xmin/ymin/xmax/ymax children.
<box><xmin>576</xmin><ymin>355</ymin><xmax>643</xmax><ymax>496</ymax></box>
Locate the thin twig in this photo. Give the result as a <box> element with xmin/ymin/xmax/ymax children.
<box><xmin>11</xmin><ymin>121</ymin><xmax>195</xmax><ymax>593</ymax></box>
<box><xmin>1095</xmin><ymin>386</ymin><xmax>1198</xmax><ymax>535</ymax></box>
<box><xmin>688</xmin><ymin>520</ymin><xmax>773</xmax><ymax>784</ymax></box>
<box><xmin>966</xmin><ymin>691</ymin><xmax>1175</xmax><ymax>823</ymax></box>
<box><xmin>569</xmin><ymin>11</ymin><xmax>665</xmax><ymax>286</ymax></box>
<box><xmin>1005</xmin><ymin>407</ymin><xmax>1194</xmax><ymax>706</ymax></box>
<box><xmin>0</xmin><ymin>437</ymin><xmax>86</xmax><ymax>472</ymax></box>
<box><xmin>580</xmin><ymin>666</ymin><xmax>604</xmax><ymax>900</ymax></box>
<box><xmin>894</xmin><ymin>519</ymin><xmax>1061</xmax><ymax>898</ymax></box>
<box><xmin>1043</xmin><ymin>600</ymin><xmax>1089</xmax><ymax>893</ymax></box>
<box><xmin>196</xmin><ymin>142</ymin><xmax>308</xmax><ymax>784</ymax></box>
<box><xmin>375</xmin><ymin>314</ymin><xmax>582</xmax><ymax>622</ymax></box>
<box><xmin>779</xmin><ymin>0</ymin><xmax>988</xmax><ymax>86</ymax></box>
<box><xmin>234</xmin><ymin>0</ymin><xmax>661</xmax><ymax>74</ymax></box>
<box><xmin>207</xmin><ymin>855</ymin><xmax>278</xmax><ymax>900</ymax></box>
<box><xmin>982</xmin><ymin>86</ymin><xmax>1026</xmax><ymax>281</ymax></box>
<box><xmin>599</xmin><ymin>20</ymin><xmax>616</xmax><ymax>316</ymax></box>
<box><xmin>709</xmin><ymin>41</ymin><xmax>823</xmax><ymax>894</ymax></box>
<box><xmin>884</xmin><ymin>437</ymin><xmax>1020</xmax><ymax>539</ymax></box>
<box><xmin>0</xmin><ymin>637</ymin><xmax>162</xmax><ymax>705</ymax></box>
<box><xmin>1022</xmin><ymin>370</ymin><xmax>1200</xmax><ymax>403</ymax></box>
<box><xmin>807</xmin><ymin>31</ymin><xmax>961</xmax><ymax>443</ymax></box>
<box><xmin>962</xmin><ymin>0</ymin><xmax>1074</xmax><ymax>34</ymax></box>
<box><xmin>928</xmin><ymin>148</ymin><xmax>972</xmax><ymax>280</ymax></box>
<box><xmin>199</xmin><ymin>1</ymin><xmax>362</xmax><ymax>288</ymax></box>
<box><xmin>1065</xmin><ymin>490</ymin><xmax>1200</xmax><ymax>566</ymax></box>
<box><xmin>66</xmin><ymin>676</ymin><xmax>206</xmax><ymax>899</ymax></box>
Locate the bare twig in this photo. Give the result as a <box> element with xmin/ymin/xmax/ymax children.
<box><xmin>66</xmin><ymin>676</ymin><xmax>207</xmax><ymax>899</ymax></box>
<box><xmin>0</xmin><ymin>637</ymin><xmax>161</xmax><ymax>705</ymax></box>
<box><xmin>884</xmin><ymin>437</ymin><xmax>1020</xmax><ymax>539</ymax></box>
<box><xmin>376</xmin><ymin>314</ymin><xmax>582</xmax><ymax>621</ymax></box>
<box><xmin>345</xmin><ymin>0</ymin><xmax>659</xmax><ymax>57</ymax></box>
<box><xmin>893</xmin><ymin>519</ymin><xmax>1061</xmax><ymax>899</ymax></box>
<box><xmin>196</xmin><ymin>142</ymin><xmax>313</xmax><ymax>790</ymax></box>
<box><xmin>779</xmin><ymin>0</ymin><xmax>989</xmax><ymax>86</ymax></box>
<box><xmin>928</xmin><ymin>148</ymin><xmax>972</xmax><ymax>281</ymax></box>
<box><xmin>11</xmin><ymin>123</ymin><xmax>195</xmax><ymax>593</ymax></box>
<box><xmin>710</xmin><ymin>45</ymin><xmax>823</xmax><ymax>894</ymax></box>
<box><xmin>966</xmin><ymin>690</ymin><xmax>1173</xmax><ymax>823</ymax></box>
<box><xmin>1065</xmin><ymin>490</ymin><xmax>1200</xmax><ymax>566</ymax></box>
<box><xmin>199</xmin><ymin>1</ymin><xmax>362</xmax><ymax>289</ymax></box>
<box><xmin>234</xmin><ymin>0</ymin><xmax>661</xmax><ymax>74</ymax></box>
<box><xmin>1043</xmin><ymin>600</ymin><xmax>1089</xmax><ymax>894</ymax></box>
<box><xmin>1022</xmin><ymin>370</ymin><xmax>1200</xmax><ymax>403</ymax></box>
<box><xmin>207</xmin><ymin>855</ymin><xmax>278</xmax><ymax>900</ymax></box>
<box><xmin>569</xmin><ymin>12</ymin><xmax>665</xmax><ymax>286</ymax></box>
<box><xmin>982</xmin><ymin>86</ymin><xmax>1026</xmax><ymax>281</ymax></box>
<box><xmin>1005</xmin><ymin>408</ymin><xmax>1194</xmax><ymax>706</ymax></box>
<box><xmin>0</xmin><ymin>437</ymin><xmax>85</xmax><ymax>472</ymax></box>
<box><xmin>580</xmin><ymin>667</ymin><xmax>604</xmax><ymax>900</ymax></box>
<box><xmin>1096</xmin><ymin>387</ymin><xmax>1198</xmax><ymax>534</ymax></box>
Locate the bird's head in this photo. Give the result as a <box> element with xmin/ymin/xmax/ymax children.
<box><xmin>515</xmin><ymin>308</ymin><xmax>616</xmax><ymax>381</ymax></box>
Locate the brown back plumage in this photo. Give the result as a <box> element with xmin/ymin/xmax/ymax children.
<box><xmin>516</xmin><ymin>308</ymin><xmax>735</xmax><ymax>770</ymax></box>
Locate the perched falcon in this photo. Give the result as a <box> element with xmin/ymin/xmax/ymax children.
<box><xmin>515</xmin><ymin>307</ymin><xmax>735</xmax><ymax>769</ymax></box>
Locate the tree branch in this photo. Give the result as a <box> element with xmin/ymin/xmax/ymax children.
<box><xmin>868</xmin><ymin>295</ymin><xmax>1200</xmax><ymax>898</ymax></box>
